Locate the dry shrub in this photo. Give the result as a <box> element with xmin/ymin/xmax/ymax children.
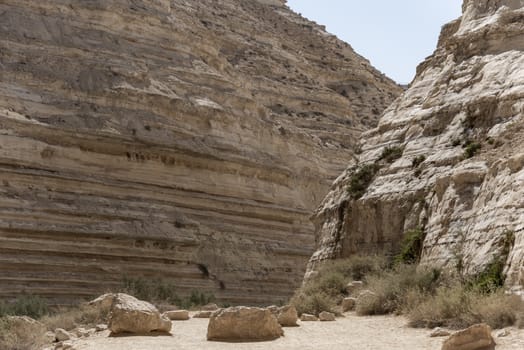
<box><xmin>0</xmin><ymin>317</ymin><xmax>47</xmax><ymax>350</ymax></box>
<box><xmin>407</xmin><ymin>286</ymin><xmax>524</xmax><ymax>329</ymax></box>
<box><xmin>291</xmin><ymin>254</ymin><xmax>387</xmax><ymax>315</ymax></box>
<box><xmin>406</xmin><ymin>284</ymin><xmax>475</xmax><ymax>329</ymax></box>
<box><xmin>290</xmin><ymin>291</ymin><xmax>335</xmax><ymax>316</ymax></box>
<box><xmin>473</xmin><ymin>292</ymin><xmax>524</xmax><ymax>329</ymax></box>
<box><xmin>40</xmin><ymin>304</ymin><xmax>108</xmax><ymax>331</ymax></box>
<box><xmin>356</xmin><ymin>265</ymin><xmax>441</xmax><ymax>316</ymax></box>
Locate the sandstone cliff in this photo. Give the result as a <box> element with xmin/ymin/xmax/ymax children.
<box><xmin>0</xmin><ymin>0</ymin><xmax>401</xmax><ymax>304</ymax></box>
<box><xmin>308</xmin><ymin>0</ymin><xmax>524</xmax><ymax>294</ymax></box>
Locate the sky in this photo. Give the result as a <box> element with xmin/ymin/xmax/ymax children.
<box><xmin>286</xmin><ymin>1</ymin><xmax>462</xmax><ymax>84</ymax></box>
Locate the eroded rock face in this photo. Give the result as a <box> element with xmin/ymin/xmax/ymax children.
<box><xmin>0</xmin><ymin>0</ymin><xmax>401</xmax><ymax>305</ymax></box>
<box><xmin>307</xmin><ymin>0</ymin><xmax>524</xmax><ymax>293</ymax></box>
<box><xmin>207</xmin><ymin>306</ymin><xmax>283</xmax><ymax>342</ymax></box>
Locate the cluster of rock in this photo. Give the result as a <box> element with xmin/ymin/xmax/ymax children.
<box><xmin>0</xmin><ymin>0</ymin><xmax>401</xmax><ymax>305</ymax></box>
<box><xmin>306</xmin><ymin>0</ymin><xmax>524</xmax><ymax>291</ymax></box>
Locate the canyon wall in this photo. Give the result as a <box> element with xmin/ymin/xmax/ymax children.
<box><xmin>0</xmin><ymin>0</ymin><xmax>401</xmax><ymax>304</ymax></box>
<box><xmin>308</xmin><ymin>0</ymin><xmax>524</xmax><ymax>294</ymax></box>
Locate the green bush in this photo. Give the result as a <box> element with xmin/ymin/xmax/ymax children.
<box><xmin>411</xmin><ymin>155</ymin><xmax>426</xmax><ymax>168</ymax></box>
<box><xmin>0</xmin><ymin>296</ymin><xmax>49</xmax><ymax>319</ymax></box>
<box><xmin>121</xmin><ymin>276</ymin><xmax>180</xmax><ymax>304</ymax></box>
<box><xmin>395</xmin><ymin>228</ymin><xmax>426</xmax><ymax>265</ymax></box>
<box><xmin>463</xmin><ymin>141</ymin><xmax>481</xmax><ymax>158</ymax></box>
<box><xmin>347</xmin><ymin>163</ymin><xmax>380</xmax><ymax>199</ymax></box>
<box><xmin>378</xmin><ymin>146</ymin><xmax>404</xmax><ymax>163</ymax></box>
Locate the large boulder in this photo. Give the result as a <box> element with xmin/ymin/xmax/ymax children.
<box><xmin>88</xmin><ymin>293</ymin><xmax>116</xmax><ymax>314</ymax></box>
<box><xmin>108</xmin><ymin>294</ymin><xmax>172</xmax><ymax>334</ymax></box>
<box><xmin>207</xmin><ymin>306</ymin><xmax>283</xmax><ymax>342</ymax></box>
<box><xmin>277</xmin><ymin>305</ymin><xmax>298</xmax><ymax>327</ymax></box>
<box><xmin>442</xmin><ymin>324</ymin><xmax>495</xmax><ymax>350</ymax></box>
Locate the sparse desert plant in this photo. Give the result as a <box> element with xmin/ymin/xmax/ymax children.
<box><xmin>0</xmin><ymin>317</ymin><xmax>47</xmax><ymax>350</ymax></box>
<box><xmin>121</xmin><ymin>276</ymin><xmax>180</xmax><ymax>305</ymax></box>
<box><xmin>120</xmin><ymin>276</ymin><xmax>215</xmax><ymax>309</ymax></box>
<box><xmin>356</xmin><ymin>265</ymin><xmax>441</xmax><ymax>316</ymax></box>
<box><xmin>291</xmin><ymin>254</ymin><xmax>388</xmax><ymax>315</ymax></box>
<box><xmin>411</xmin><ymin>155</ymin><xmax>426</xmax><ymax>168</ymax></box>
<box><xmin>0</xmin><ymin>295</ymin><xmax>49</xmax><ymax>319</ymax></box>
<box><xmin>40</xmin><ymin>303</ymin><xmax>108</xmax><ymax>331</ymax></box>
<box><xmin>394</xmin><ymin>227</ymin><xmax>426</xmax><ymax>265</ymax></box>
<box><xmin>347</xmin><ymin>163</ymin><xmax>380</xmax><ymax>199</ymax></box>
<box><xmin>463</xmin><ymin>141</ymin><xmax>481</xmax><ymax>158</ymax></box>
<box><xmin>290</xmin><ymin>291</ymin><xmax>335</xmax><ymax>316</ymax></box>
<box><xmin>378</xmin><ymin>146</ymin><xmax>404</xmax><ymax>163</ymax></box>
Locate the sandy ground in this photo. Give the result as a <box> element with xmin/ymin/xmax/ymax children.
<box><xmin>73</xmin><ymin>313</ymin><xmax>524</xmax><ymax>350</ymax></box>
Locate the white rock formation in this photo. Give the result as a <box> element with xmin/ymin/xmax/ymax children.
<box><xmin>306</xmin><ymin>0</ymin><xmax>524</xmax><ymax>293</ymax></box>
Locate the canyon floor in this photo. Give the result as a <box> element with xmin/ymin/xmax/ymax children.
<box><xmin>72</xmin><ymin>313</ymin><xmax>524</xmax><ymax>350</ymax></box>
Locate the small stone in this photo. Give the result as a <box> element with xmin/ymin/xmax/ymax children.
<box><xmin>61</xmin><ymin>340</ymin><xmax>74</xmax><ymax>350</ymax></box>
<box><xmin>73</xmin><ymin>327</ymin><xmax>89</xmax><ymax>337</ymax></box>
<box><xmin>163</xmin><ymin>309</ymin><xmax>190</xmax><ymax>320</ymax></box>
<box><xmin>319</xmin><ymin>311</ymin><xmax>335</xmax><ymax>321</ymax></box>
<box><xmin>95</xmin><ymin>324</ymin><xmax>108</xmax><ymax>332</ymax></box>
<box><xmin>266</xmin><ymin>305</ymin><xmax>279</xmax><ymax>315</ymax></box>
<box><xmin>193</xmin><ymin>310</ymin><xmax>214</xmax><ymax>318</ymax></box>
<box><xmin>430</xmin><ymin>327</ymin><xmax>451</xmax><ymax>337</ymax></box>
<box><xmin>346</xmin><ymin>281</ymin><xmax>364</xmax><ymax>295</ymax></box>
<box><xmin>55</xmin><ymin>328</ymin><xmax>73</xmax><ymax>342</ymax></box>
<box><xmin>300</xmin><ymin>313</ymin><xmax>318</xmax><ymax>321</ymax></box>
<box><xmin>201</xmin><ymin>303</ymin><xmax>219</xmax><ymax>311</ymax></box>
<box><xmin>341</xmin><ymin>297</ymin><xmax>357</xmax><ymax>312</ymax></box>
<box><xmin>45</xmin><ymin>331</ymin><xmax>56</xmax><ymax>342</ymax></box>
<box><xmin>496</xmin><ymin>329</ymin><xmax>510</xmax><ymax>338</ymax></box>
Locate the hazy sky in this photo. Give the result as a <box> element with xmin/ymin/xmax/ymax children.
<box><xmin>287</xmin><ymin>1</ymin><xmax>462</xmax><ymax>83</ymax></box>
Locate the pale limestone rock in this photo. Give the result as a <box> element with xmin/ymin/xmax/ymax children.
<box><xmin>319</xmin><ymin>311</ymin><xmax>336</xmax><ymax>321</ymax></box>
<box><xmin>193</xmin><ymin>311</ymin><xmax>214</xmax><ymax>318</ymax></box>
<box><xmin>0</xmin><ymin>0</ymin><xmax>401</xmax><ymax>307</ymax></box>
<box><xmin>300</xmin><ymin>313</ymin><xmax>318</xmax><ymax>321</ymax></box>
<box><xmin>55</xmin><ymin>328</ymin><xmax>73</xmax><ymax>342</ymax></box>
<box><xmin>496</xmin><ymin>329</ymin><xmax>510</xmax><ymax>337</ymax></box>
<box><xmin>431</xmin><ymin>327</ymin><xmax>452</xmax><ymax>337</ymax></box>
<box><xmin>108</xmin><ymin>294</ymin><xmax>172</xmax><ymax>334</ymax></box>
<box><xmin>163</xmin><ymin>310</ymin><xmax>190</xmax><ymax>321</ymax></box>
<box><xmin>88</xmin><ymin>294</ymin><xmax>116</xmax><ymax>314</ymax></box>
<box><xmin>207</xmin><ymin>307</ymin><xmax>283</xmax><ymax>342</ymax></box>
<box><xmin>341</xmin><ymin>297</ymin><xmax>357</xmax><ymax>312</ymax></box>
<box><xmin>267</xmin><ymin>305</ymin><xmax>280</xmax><ymax>315</ymax></box>
<box><xmin>346</xmin><ymin>281</ymin><xmax>364</xmax><ymax>295</ymax></box>
<box><xmin>95</xmin><ymin>324</ymin><xmax>107</xmax><ymax>332</ymax></box>
<box><xmin>277</xmin><ymin>305</ymin><xmax>298</xmax><ymax>327</ymax></box>
<box><xmin>442</xmin><ymin>324</ymin><xmax>495</xmax><ymax>350</ymax></box>
<box><xmin>306</xmin><ymin>0</ymin><xmax>524</xmax><ymax>291</ymax></box>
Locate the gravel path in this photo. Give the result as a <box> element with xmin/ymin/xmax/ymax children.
<box><xmin>73</xmin><ymin>313</ymin><xmax>524</xmax><ymax>350</ymax></box>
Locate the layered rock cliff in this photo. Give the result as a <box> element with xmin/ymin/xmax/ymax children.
<box><xmin>0</xmin><ymin>0</ymin><xmax>401</xmax><ymax>304</ymax></box>
<box><xmin>308</xmin><ymin>0</ymin><xmax>524</xmax><ymax>293</ymax></box>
